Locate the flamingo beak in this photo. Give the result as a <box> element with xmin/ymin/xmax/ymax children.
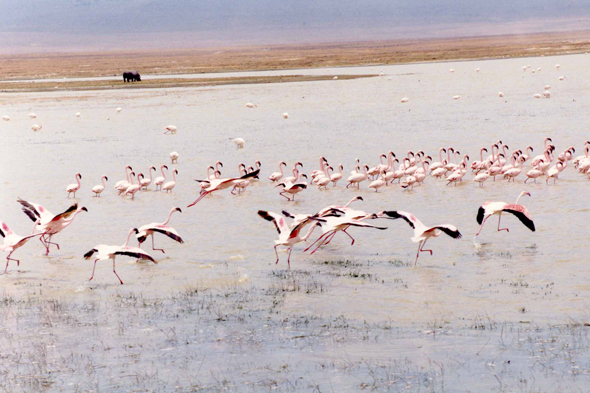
<box><xmin>81</xmin><ymin>207</ymin><xmax>88</xmax><ymax>212</ymax></box>
<box><xmin>526</xmin><ymin>192</ymin><xmax>531</xmax><ymax>197</ymax></box>
<box><xmin>177</xmin><ymin>208</ymin><xmax>182</xmax><ymax>213</ymax></box>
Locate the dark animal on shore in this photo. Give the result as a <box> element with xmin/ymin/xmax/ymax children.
<box><xmin>123</xmin><ymin>71</ymin><xmax>141</xmax><ymax>82</ymax></box>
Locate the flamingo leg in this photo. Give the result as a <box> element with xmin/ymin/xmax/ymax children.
<box><xmin>279</xmin><ymin>192</ymin><xmax>292</xmax><ymax>201</ymax></box>
<box><xmin>304</xmin><ymin>232</ymin><xmax>330</xmax><ymax>252</ymax></box>
<box><xmin>475</xmin><ymin>216</ymin><xmax>491</xmax><ymax>236</ymax></box>
<box><xmin>151</xmin><ymin>234</ymin><xmax>165</xmax><ymax>253</ymax></box>
<box><xmin>113</xmin><ymin>259</ymin><xmax>124</xmax><ymax>285</ymax></box>
<box><xmin>414</xmin><ymin>240</ymin><xmax>423</xmax><ymax>267</ymax></box>
<box><xmin>5</xmin><ymin>252</ymin><xmax>20</xmax><ymax>273</ymax></box>
<box><xmin>420</xmin><ymin>239</ymin><xmax>433</xmax><ymax>255</ymax></box>
<box><xmin>322</xmin><ymin>231</ymin><xmax>339</xmax><ymax>246</ymax></box>
<box><xmin>497</xmin><ymin>213</ymin><xmax>509</xmax><ymax>232</ymax></box>
<box><xmin>89</xmin><ymin>259</ymin><xmax>98</xmax><ymax>281</ymax></box>
<box><xmin>342</xmin><ymin>227</ymin><xmax>355</xmax><ymax>245</ymax></box>
<box><xmin>310</xmin><ymin>234</ymin><xmax>332</xmax><ymax>254</ymax></box>
<box><xmin>274</xmin><ymin>245</ymin><xmax>280</xmax><ymax>265</ymax></box>
<box><xmin>287</xmin><ymin>247</ymin><xmax>292</xmax><ymax>270</ymax></box>
<box><xmin>188</xmin><ymin>191</ymin><xmax>210</xmax><ymax>207</ymax></box>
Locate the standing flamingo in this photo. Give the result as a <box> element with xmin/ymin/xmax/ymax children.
<box><xmin>92</xmin><ymin>176</ymin><xmax>108</xmax><ymax>197</ymax></box>
<box><xmin>475</xmin><ymin>191</ymin><xmax>535</xmax><ymax>236</ymax></box>
<box><xmin>268</xmin><ymin>162</ymin><xmax>287</xmax><ymax>182</ymax></box>
<box><xmin>162</xmin><ymin>169</ymin><xmax>178</xmax><ymax>193</ymax></box>
<box><xmin>84</xmin><ymin>228</ymin><xmax>156</xmax><ymax>285</ymax></box>
<box><xmin>154</xmin><ymin>165</ymin><xmax>168</xmax><ymax>191</ymax></box>
<box><xmin>124</xmin><ymin>172</ymin><xmax>141</xmax><ymax>199</ymax></box>
<box><xmin>137</xmin><ymin>207</ymin><xmax>184</xmax><ymax>253</ymax></box>
<box><xmin>139</xmin><ymin>166</ymin><xmax>156</xmax><ymax>189</ymax></box>
<box><xmin>114</xmin><ymin>166</ymin><xmax>133</xmax><ymax>195</ymax></box>
<box><xmin>66</xmin><ymin>173</ymin><xmax>82</xmax><ymax>198</ymax></box>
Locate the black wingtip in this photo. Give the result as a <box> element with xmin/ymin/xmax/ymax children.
<box><xmin>476</xmin><ymin>206</ymin><xmax>485</xmax><ymax>225</ymax></box>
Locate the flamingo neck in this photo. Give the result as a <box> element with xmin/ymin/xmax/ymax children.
<box><xmin>125</xmin><ymin>168</ymin><xmax>131</xmax><ymax>182</ymax></box>
<box><xmin>161</xmin><ymin>166</ymin><xmax>166</xmax><ymax>177</ymax></box>
<box><xmin>301</xmin><ymin>223</ymin><xmax>319</xmax><ymax>241</ymax></box>
<box><xmin>148</xmin><ymin>168</ymin><xmax>154</xmax><ymax>181</ymax></box>
<box><xmin>76</xmin><ymin>175</ymin><xmax>81</xmax><ymax>187</ymax></box>
<box><xmin>172</xmin><ymin>170</ymin><xmax>177</xmax><ymax>182</ymax></box>
<box><xmin>102</xmin><ymin>177</ymin><xmax>107</xmax><ymax>187</ymax></box>
<box><xmin>123</xmin><ymin>229</ymin><xmax>135</xmax><ymax>247</ymax></box>
<box><xmin>162</xmin><ymin>209</ymin><xmax>176</xmax><ymax>225</ymax></box>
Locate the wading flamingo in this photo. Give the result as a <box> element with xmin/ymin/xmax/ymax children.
<box><xmin>66</xmin><ymin>173</ymin><xmax>82</xmax><ymax>198</ymax></box>
<box><xmin>92</xmin><ymin>176</ymin><xmax>108</xmax><ymax>197</ymax></box>
<box><xmin>139</xmin><ymin>166</ymin><xmax>156</xmax><ymax>189</ymax></box>
<box><xmin>162</xmin><ymin>169</ymin><xmax>178</xmax><ymax>193</ymax></box>
<box><xmin>268</xmin><ymin>162</ymin><xmax>287</xmax><ymax>182</ymax></box>
<box><xmin>154</xmin><ymin>165</ymin><xmax>168</xmax><ymax>191</ymax></box>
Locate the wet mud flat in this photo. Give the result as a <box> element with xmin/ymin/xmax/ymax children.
<box><xmin>2</xmin><ymin>260</ymin><xmax>589</xmax><ymax>392</ymax></box>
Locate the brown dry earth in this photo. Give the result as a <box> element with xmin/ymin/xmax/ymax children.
<box><xmin>1</xmin><ymin>30</ymin><xmax>589</xmax><ymax>92</ymax></box>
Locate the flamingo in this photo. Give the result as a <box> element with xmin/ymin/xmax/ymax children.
<box><xmin>188</xmin><ymin>169</ymin><xmax>260</xmax><ymax>207</ymax></box>
<box><xmin>137</xmin><ymin>207</ymin><xmax>184</xmax><ymax>253</ymax></box>
<box><xmin>66</xmin><ymin>173</ymin><xmax>82</xmax><ymax>198</ymax></box>
<box><xmin>276</xmin><ymin>175</ymin><xmax>308</xmax><ymax>201</ymax></box>
<box><xmin>154</xmin><ymin>165</ymin><xmax>168</xmax><ymax>191</ymax></box>
<box><xmin>283</xmin><ymin>112</ymin><xmax>289</xmax><ymax>119</ymax></box>
<box><xmin>368</xmin><ymin>172</ymin><xmax>386</xmax><ymax>192</ymax></box>
<box><xmin>283</xmin><ymin>162</ymin><xmax>304</xmax><ymax>184</ymax></box>
<box><xmin>31</xmin><ymin>124</ymin><xmax>42</xmax><ymax>132</ymax></box>
<box><xmin>331</xmin><ymin>164</ymin><xmax>344</xmax><ymax>186</ymax></box>
<box><xmin>76</xmin><ymin>112</ymin><xmax>81</xmax><ymax>117</ymax></box>
<box><xmin>114</xmin><ymin>165</ymin><xmax>133</xmax><ymax>194</ymax></box>
<box><xmin>84</xmin><ymin>228</ymin><xmax>156</xmax><ymax>285</ymax></box>
<box><xmin>475</xmin><ymin>191</ymin><xmax>535</xmax><ymax>236</ymax></box>
<box><xmin>258</xmin><ymin>211</ymin><xmax>321</xmax><ymax>269</ymax></box>
<box><xmin>92</xmin><ymin>176</ymin><xmax>108</xmax><ymax>197</ymax></box>
<box><xmin>367</xmin><ymin>154</ymin><xmax>388</xmax><ymax>179</ymax></box>
<box><xmin>28</xmin><ymin>113</ymin><xmax>37</xmax><ymax>118</ymax></box>
<box><xmin>316</xmin><ymin>167</ymin><xmax>332</xmax><ymax>189</ymax></box>
<box><xmin>0</xmin><ymin>221</ymin><xmax>42</xmax><ymax>273</ymax></box>
<box><xmin>2</xmin><ymin>116</ymin><xmax>10</xmax><ymax>121</ymax></box>
<box><xmin>245</xmin><ymin>103</ymin><xmax>257</xmax><ymax>108</ymax></box>
<box><xmin>430</xmin><ymin>148</ymin><xmax>447</xmax><ymax>172</ymax></box>
<box><xmin>116</xmin><ymin>107</ymin><xmax>122</xmax><ymax>112</ymax></box>
<box><xmin>170</xmin><ymin>151</ymin><xmax>179</xmax><ymax>164</ymax></box>
<box><xmin>163</xmin><ymin>125</ymin><xmax>177</xmax><ymax>134</ymax></box>
<box><xmin>503</xmin><ymin>156</ymin><xmax>526</xmax><ymax>182</ymax></box>
<box><xmin>546</xmin><ymin>162</ymin><xmax>564</xmax><ymax>184</ymax></box>
<box><xmin>268</xmin><ymin>162</ymin><xmax>287</xmax><ymax>182</ymax></box>
<box><xmin>18</xmin><ymin>199</ymin><xmax>88</xmax><ymax>255</ymax></box>
<box><xmin>346</xmin><ymin>165</ymin><xmax>369</xmax><ymax>189</ymax></box>
<box><xmin>139</xmin><ymin>166</ymin><xmax>156</xmax><ymax>189</ymax></box>
<box><xmin>162</xmin><ymin>169</ymin><xmax>178</xmax><ymax>193</ymax></box>
<box><xmin>524</xmin><ymin>168</ymin><xmax>544</xmax><ymax>183</ymax></box>
<box><xmin>471</xmin><ymin>148</ymin><xmax>489</xmax><ymax>173</ymax></box>
<box><xmin>124</xmin><ymin>172</ymin><xmax>141</xmax><ymax>199</ymax></box>
<box><xmin>303</xmin><ymin>214</ymin><xmax>387</xmax><ymax>255</ymax></box>
<box><xmin>377</xmin><ymin>211</ymin><xmax>462</xmax><ymax>266</ymax></box>
<box><xmin>232</xmin><ymin>164</ymin><xmax>252</xmax><ymax>194</ymax></box>
<box><xmin>473</xmin><ymin>170</ymin><xmax>490</xmax><ymax>187</ymax></box>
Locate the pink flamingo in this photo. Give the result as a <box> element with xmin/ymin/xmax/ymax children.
<box><xmin>258</xmin><ymin>211</ymin><xmax>321</xmax><ymax>269</ymax></box>
<box><xmin>0</xmin><ymin>221</ymin><xmax>42</xmax><ymax>273</ymax></box>
<box><xmin>154</xmin><ymin>165</ymin><xmax>168</xmax><ymax>191</ymax></box>
<box><xmin>84</xmin><ymin>228</ymin><xmax>156</xmax><ymax>285</ymax></box>
<box><xmin>188</xmin><ymin>169</ymin><xmax>260</xmax><ymax>207</ymax></box>
<box><xmin>377</xmin><ymin>211</ymin><xmax>462</xmax><ymax>266</ymax></box>
<box><xmin>475</xmin><ymin>191</ymin><xmax>535</xmax><ymax>236</ymax></box>
<box><xmin>268</xmin><ymin>162</ymin><xmax>287</xmax><ymax>182</ymax></box>
<box><xmin>66</xmin><ymin>173</ymin><xmax>82</xmax><ymax>198</ymax></box>
<box><xmin>136</xmin><ymin>207</ymin><xmax>184</xmax><ymax>253</ymax></box>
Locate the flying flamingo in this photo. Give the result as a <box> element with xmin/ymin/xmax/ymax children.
<box><xmin>475</xmin><ymin>191</ymin><xmax>535</xmax><ymax>236</ymax></box>
<box><xmin>303</xmin><ymin>213</ymin><xmax>386</xmax><ymax>254</ymax></box>
<box><xmin>137</xmin><ymin>207</ymin><xmax>184</xmax><ymax>253</ymax></box>
<box><xmin>18</xmin><ymin>199</ymin><xmax>88</xmax><ymax>255</ymax></box>
<box><xmin>154</xmin><ymin>165</ymin><xmax>168</xmax><ymax>191</ymax></box>
<box><xmin>188</xmin><ymin>169</ymin><xmax>260</xmax><ymax>207</ymax></box>
<box><xmin>162</xmin><ymin>169</ymin><xmax>178</xmax><ymax>193</ymax></box>
<box><xmin>377</xmin><ymin>211</ymin><xmax>462</xmax><ymax>266</ymax></box>
<box><xmin>92</xmin><ymin>176</ymin><xmax>108</xmax><ymax>197</ymax></box>
<box><xmin>66</xmin><ymin>173</ymin><xmax>82</xmax><ymax>198</ymax></box>
<box><xmin>258</xmin><ymin>211</ymin><xmax>321</xmax><ymax>269</ymax></box>
<box><xmin>0</xmin><ymin>221</ymin><xmax>42</xmax><ymax>273</ymax></box>
<box><xmin>268</xmin><ymin>162</ymin><xmax>287</xmax><ymax>182</ymax></box>
<box><xmin>84</xmin><ymin>228</ymin><xmax>156</xmax><ymax>285</ymax></box>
